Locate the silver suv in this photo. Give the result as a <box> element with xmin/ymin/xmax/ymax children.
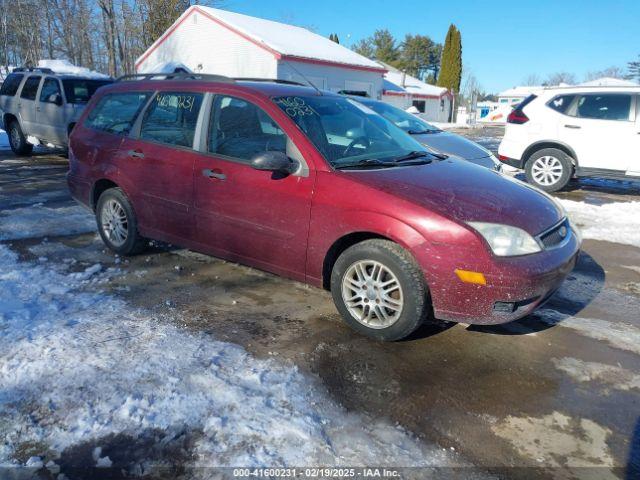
<box><xmin>0</xmin><ymin>68</ymin><xmax>112</xmax><ymax>155</ymax></box>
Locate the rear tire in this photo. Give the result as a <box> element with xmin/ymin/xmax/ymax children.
<box><xmin>96</xmin><ymin>188</ymin><xmax>146</xmax><ymax>255</ymax></box>
<box><xmin>330</xmin><ymin>239</ymin><xmax>429</xmax><ymax>341</ymax></box>
<box><xmin>525</xmin><ymin>148</ymin><xmax>573</xmax><ymax>192</ymax></box>
<box><xmin>8</xmin><ymin>120</ymin><xmax>33</xmax><ymax>156</ymax></box>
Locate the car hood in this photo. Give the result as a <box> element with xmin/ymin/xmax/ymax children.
<box><xmin>412</xmin><ymin>131</ymin><xmax>494</xmax><ymax>164</ymax></box>
<box><xmin>343</xmin><ymin>159</ymin><xmax>563</xmax><ymax>235</ymax></box>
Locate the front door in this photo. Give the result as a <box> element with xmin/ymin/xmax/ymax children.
<box><xmin>17</xmin><ymin>75</ymin><xmax>41</xmax><ymax>137</ymax></box>
<box><xmin>193</xmin><ymin>94</ymin><xmax>314</xmax><ymax>280</ymax></box>
<box><xmin>121</xmin><ymin>90</ymin><xmax>205</xmax><ymax>241</ymax></box>
<box><xmin>558</xmin><ymin>92</ymin><xmax>636</xmax><ymax>172</ymax></box>
<box><xmin>35</xmin><ymin>77</ymin><xmax>66</xmax><ymax>144</ymax></box>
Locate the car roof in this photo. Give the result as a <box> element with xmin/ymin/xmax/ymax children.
<box><xmin>97</xmin><ymin>77</ymin><xmax>337</xmax><ymax>99</ymax></box>
<box><xmin>538</xmin><ymin>85</ymin><xmax>640</xmax><ymax>95</ymax></box>
<box><xmin>10</xmin><ymin>70</ymin><xmax>112</xmax><ymax>82</ymax></box>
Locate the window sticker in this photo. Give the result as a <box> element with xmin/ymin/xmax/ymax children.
<box><xmin>274</xmin><ymin>97</ymin><xmax>315</xmax><ymax>117</ymax></box>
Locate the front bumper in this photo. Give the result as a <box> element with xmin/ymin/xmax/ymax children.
<box><xmin>426</xmin><ymin>231</ymin><xmax>580</xmax><ymax>325</ymax></box>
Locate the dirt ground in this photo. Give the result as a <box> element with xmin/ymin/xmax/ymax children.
<box><xmin>1</xmin><ymin>128</ymin><xmax>640</xmax><ymax>479</ymax></box>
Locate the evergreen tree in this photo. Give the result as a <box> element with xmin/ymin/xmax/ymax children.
<box><xmin>628</xmin><ymin>55</ymin><xmax>640</xmax><ymax>81</ymax></box>
<box><xmin>329</xmin><ymin>33</ymin><xmax>340</xmax><ymax>44</ymax></box>
<box><xmin>437</xmin><ymin>24</ymin><xmax>462</xmax><ymax>93</ymax></box>
<box><xmin>352</xmin><ymin>38</ymin><xmax>375</xmax><ymax>58</ymax></box>
<box><xmin>372</xmin><ymin>29</ymin><xmax>399</xmax><ymax>64</ymax></box>
<box><xmin>397</xmin><ymin>34</ymin><xmax>435</xmax><ymax>79</ymax></box>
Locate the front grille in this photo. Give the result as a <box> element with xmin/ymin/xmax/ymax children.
<box><xmin>539</xmin><ymin>219</ymin><xmax>570</xmax><ymax>249</ymax></box>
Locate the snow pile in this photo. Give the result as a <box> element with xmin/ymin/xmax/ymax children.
<box><xmin>559</xmin><ymin>199</ymin><xmax>640</xmax><ymax>248</ymax></box>
<box><xmin>0</xmin><ymin>204</ymin><xmax>96</xmax><ymax>240</ymax></box>
<box><xmin>38</xmin><ymin>59</ymin><xmax>110</xmax><ymax>79</ymax></box>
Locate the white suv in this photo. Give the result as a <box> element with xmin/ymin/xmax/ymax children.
<box><xmin>0</xmin><ymin>68</ymin><xmax>111</xmax><ymax>155</ymax></box>
<box><xmin>498</xmin><ymin>86</ymin><xmax>640</xmax><ymax>191</ymax></box>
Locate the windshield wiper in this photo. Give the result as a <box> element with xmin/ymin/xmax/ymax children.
<box><xmin>407</xmin><ymin>129</ymin><xmax>440</xmax><ymax>134</ymax></box>
<box><xmin>392</xmin><ymin>151</ymin><xmax>437</xmax><ymax>163</ymax></box>
<box><xmin>334</xmin><ymin>158</ymin><xmax>397</xmax><ymax>170</ymax></box>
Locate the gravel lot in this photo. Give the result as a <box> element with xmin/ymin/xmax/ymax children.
<box><xmin>1</xmin><ymin>127</ymin><xmax>640</xmax><ymax>479</ymax></box>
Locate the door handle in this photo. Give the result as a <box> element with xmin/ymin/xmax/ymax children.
<box><xmin>36</xmin><ymin>107</ymin><xmax>41</xmax><ymax>112</ymax></box>
<box><xmin>127</xmin><ymin>149</ymin><xmax>145</xmax><ymax>158</ymax></box>
<box><xmin>564</xmin><ymin>124</ymin><xmax>581</xmax><ymax>129</ymax></box>
<box><xmin>202</xmin><ymin>169</ymin><xmax>226</xmax><ymax>180</ymax></box>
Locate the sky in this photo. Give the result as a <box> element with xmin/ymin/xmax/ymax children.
<box><xmin>223</xmin><ymin>0</ymin><xmax>640</xmax><ymax>93</ymax></box>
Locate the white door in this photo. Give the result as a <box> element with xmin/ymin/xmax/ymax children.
<box><xmin>558</xmin><ymin>92</ymin><xmax>635</xmax><ymax>172</ymax></box>
<box><xmin>17</xmin><ymin>75</ymin><xmax>42</xmax><ymax>136</ymax></box>
<box><xmin>628</xmin><ymin>94</ymin><xmax>640</xmax><ymax>177</ymax></box>
<box><xmin>35</xmin><ymin>77</ymin><xmax>67</xmax><ymax>145</ymax></box>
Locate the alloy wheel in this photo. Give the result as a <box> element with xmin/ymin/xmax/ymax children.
<box><xmin>10</xmin><ymin>125</ymin><xmax>21</xmax><ymax>150</ymax></box>
<box><xmin>531</xmin><ymin>155</ymin><xmax>563</xmax><ymax>186</ymax></box>
<box><xmin>100</xmin><ymin>199</ymin><xmax>128</xmax><ymax>247</ymax></box>
<box><xmin>341</xmin><ymin>260</ymin><xmax>404</xmax><ymax>328</ymax></box>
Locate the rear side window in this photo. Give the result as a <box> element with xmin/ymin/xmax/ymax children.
<box><xmin>140</xmin><ymin>92</ymin><xmax>204</xmax><ymax>148</ymax></box>
<box><xmin>573</xmin><ymin>94</ymin><xmax>631</xmax><ymax>121</ymax></box>
<box><xmin>546</xmin><ymin>94</ymin><xmax>576</xmax><ymax>114</ymax></box>
<box><xmin>20</xmin><ymin>76</ymin><xmax>42</xmax><ymax>100</ymax></box>
<box><xmin>0</xmin><ymin>74</ymin><xmax>24</xmax><ymax>96</ymax></box>
<box><xmin>85</xmin><ymin>92</ymin><xmax>150</xmax><ymax>135</ymax></box>
<box><xmin>40</xmin><ymin>78</ymin><xmax>62</xmax><ymax>103</ymax></box>
<box><xmin>62</xmin><ymin>79</ymin><xmax>112</xmax><ymax>104</ymax></box>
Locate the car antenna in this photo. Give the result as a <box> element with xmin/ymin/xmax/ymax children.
<box><xmin>282</xmin><ymin>59</ymin><xmax>323</xmax><ymax>96</ymax></box>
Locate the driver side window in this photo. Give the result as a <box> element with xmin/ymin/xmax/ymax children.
<box><xmin>208</xmin><ymin>95</ymin><xmax>288</xmax><ymax>162</ymax></box>
<box><xmin>85</xmin><ymin>92</ymin><xmax>151</xmax><ymax>135</ymax></box>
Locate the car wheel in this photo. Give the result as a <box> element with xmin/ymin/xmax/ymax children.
<box><xmin>96</xmin><ymin>188</ymin><xmax>146</xmax><ymax>255</ymax></box>
<box><xmin>330</xmin><ymin>239</ymin><xmax>429</xmax><ymax>341</ymax></box>
<box><xmin>525</xmin><ymin>148</ymin><xmax>573</xmax><ymax>192</ymax></box>
<box><xmin>8</xmin><ymin>120</ymin><xmax>33</xmax><ymax>156</ymax></box>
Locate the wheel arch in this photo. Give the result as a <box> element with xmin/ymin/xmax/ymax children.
<box><xmin>523</xmin><ymin>141</ymin><xmax>579</xmax><ymax>167</ymax></box>
<box><xmin>3</xmin><ymin>113</ymin><xmax>19</xmax><ymax>131</ymax></box>
<box><xmin>91</xmin><ymin>178</ymin><xmax>120</xmax><ymax>211</ymax></box>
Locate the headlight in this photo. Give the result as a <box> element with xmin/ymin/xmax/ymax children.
<box><xmin>468</xmin><ymin>222</ymin><xmax>542</xmax><ymax>256</ymax></box>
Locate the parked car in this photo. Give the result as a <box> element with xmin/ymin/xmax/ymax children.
<box><xmin>68</xmin><ymin>75</ymin><xmax>580</xmax><ymax>341</ymax></box>
<box><xmin>0</xmin><ymin>68</ymin><xmax>112</xmax><ymax>155</ymax></box>
<box><xmin>352</xmin><ymin>96</ymin><xmax>502</xmax><ymax>170</ymax></box>
<box><xmin>498</xmin><ymin>85</ymin><xmax>640</xmax><ymax>191</ymax></box>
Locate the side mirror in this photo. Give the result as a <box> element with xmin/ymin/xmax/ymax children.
<box><xmin>53</xmin><ymin>93</ymin><xmax>63</xmax><ymax>106</ymax></box>
<box><xmin>250</xmin><ymin>151</ymin><xmax>297</xmax><ymax>175</ymax></box>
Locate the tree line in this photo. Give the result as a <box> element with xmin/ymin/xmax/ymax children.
<box><xmin>350</xmin><ymin>24</ymin><xmax>462</xmax><ymax>93</ymax></box>
<box><xmin>0</xmin><ymin>0</ymin><xmax>218</xmax><ymax>77</ymax></box>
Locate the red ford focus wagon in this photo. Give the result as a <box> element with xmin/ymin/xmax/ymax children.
<box><xmin>67</xmin><ymin>74</ymin><xmax>581</xmax><ymax>341</ymax></box>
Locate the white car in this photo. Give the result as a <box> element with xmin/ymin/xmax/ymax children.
<box><xmin>498</xmin><ymin>85</ymin><xmax>640</xmax><ymax>191</ymax></box>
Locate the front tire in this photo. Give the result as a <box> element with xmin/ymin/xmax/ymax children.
<box><xmin>525</xmin><ymin>148</ymin><xmax>573</xmax><ymax>192</ymax></box>
<box><xmin>330</xmin><ymin>239</ymin><xmax>430</xmax><ymax>341</ymax></box>
<box><xmin>96</xmin><ymin>188</ymin><xmax>146</xmax><ymax>255</ymax></box>
<box><xmin>8</xmin><ymin>120</ymin><xmax>33</xmax><ymax>156</ymax></box>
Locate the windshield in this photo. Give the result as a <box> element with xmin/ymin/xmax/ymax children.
<box><xmin>273</xmin><ymin>95</ymin><xmax>431</xmax><ymax>167</ymax></box>
<box><xmin>62</xmin><ymin>79</ymin><xmax>112</xmax><ymax>104</ymax></box>
<box><xmin>360</xmin><ymin>100</ymin><xmax>441</xmax><ymax>134</ymax></box>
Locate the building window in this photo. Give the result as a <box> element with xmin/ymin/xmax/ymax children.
<box><xmin>412</xmin><ymin>100</ymin><xmax>425</xmax><ymax>113</ymax></box>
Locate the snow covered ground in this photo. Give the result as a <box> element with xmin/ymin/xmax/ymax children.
<box><xmin>559</xmin><ymin>199</ymin><xmax>640</xmax><ymax>248</ymax></box>
<box><xmin>0</xmin><ymin>128</ymin><xmax>9</xmax><ymax>150</ymax></box>
<box><xmin>0</xmin><ymin>203</ymin><xmax>454</xmax><ymax>473</ymax></box>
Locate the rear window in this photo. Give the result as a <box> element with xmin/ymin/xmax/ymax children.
<box><xmin>0</xmin><ymin>74</ymin><xmax>24</xmax><ymax>96</ymax></box>
<box><xmin>572</xmin><ymin>94</ymin><xmax>632</xmax><ymax>121</ymax></box>
<box><xmin>85</xmin><ymin>92</ymin><xmax>150</xmax><ymax>135</ymax></box>
<box><xmin>20</xmin><ymin>76</ymin><xmax>41</xmax><ymax>100</ymax></box>
<box><xmin>62</xmin><ymin>79</ymin><xmax>112</xmax><ymax>104</ymax></box>
<box><xmin>546</xmin><ymin>94</ymin><xmax>576</xmax><ymax>114</ymax></box>
<box><xmin>140</xmin><ymin>92</ymin><xmax>204</xmax><ymax>148</ymax></box>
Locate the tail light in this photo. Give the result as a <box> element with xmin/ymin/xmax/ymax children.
<box><xmin>507</xmin><ymin>94</ymin><xmax>537</xmax><ymax>125</ymax></box>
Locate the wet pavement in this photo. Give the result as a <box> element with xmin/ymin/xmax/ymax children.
<box><xmin>1</xmin><ymin>132</ymin><xmax>640</xmax><ymax>479</ymax></box>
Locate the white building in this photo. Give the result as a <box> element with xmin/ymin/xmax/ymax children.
<box><xmin>497</xmin><ymin>85</ymin><xmax>544</xmax><ymax>105</ymax></box>
<box><xmin>578</xmin><ymin>77</ymin><xmax>638</xmax><ymax>87</ymax></box>
<box><xmin>379</xmin><ymin>63</ymin><xmax>452</xmax><ymax>122</ymax></box>
<box><xmin>135</xmin><ymin>6</ymin><xmax>386</xmax><ymax>98</ymax></box>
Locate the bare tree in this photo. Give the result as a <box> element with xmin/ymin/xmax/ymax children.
<box><xmin>584</xmin><ymin>66</ymin><xmax>625</xmax><ymax>82</ymax></box>
<box><xmin>545</xmin><ymin>71</ymin><xmax>576</xmax><ymax>86</ymax></box>
<box><xmin>522</xmin><ymin>73</ymin><xmax>541</xmax><ymax>86</ymax></box>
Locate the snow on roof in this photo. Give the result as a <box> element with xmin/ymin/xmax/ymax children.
<box><xmin>145</xmin><ymin>6</ymin><xmax>384</xmax><ymax>72</ymax></box>
<box><xmin>38</xmin><ymin>59</ymin><xmax>110</xmax><ymax>79</ymax></box>
<box><xmin>138</xmin><ymin>61</ymin><xmax>193</xmax><ymax>74</ymax></box>
<box><xmin>382</xmin><ymin>69</ymin><xmax>448</xmax><ymax>98</ymax></box>
<box><xmin>579</xmin><ymin>76</ymin><xmax>638</xmax><ymax>87</ymax></box>
<box><xmin>498</xmin><ymin>85</ymin><xmax>544</xmax><ymax>97</ymax></box>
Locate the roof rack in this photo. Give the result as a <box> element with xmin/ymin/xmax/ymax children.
<box><xmin>13</xmin><ymin>67</ymin><xmax>55</xmax><ymax>74</ymax></box>
<box><xmin>116</xmin><ymin>72</ymin><xmax>234</xmax><ymax>83</ymax></box>
<box><xmin>234</xmin><ymin>78</ymin><xmax>304</xmax><ymax>86</ymax></box>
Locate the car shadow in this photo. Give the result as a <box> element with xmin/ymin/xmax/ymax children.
<box><xmin>465</xmin><ymin>250</ymin><xmax>605</xmax><ymax>335</ymax></box>
<box><xmin>626</xmin><ymin>417</ymin><xmax>640</xmax><ymax>480</ymax></box>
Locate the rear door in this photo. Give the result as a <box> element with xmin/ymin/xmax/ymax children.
<box><xmin>0</xmin><ymin>73</ymin><xmax>25</xmax><ymax>121</ymax></box>
<box><xmin>193</xmin><ymin>93</ymin><xmax>314</xmax><ymax>280</ymax></box>
<box><xmin>17</xmin><ymin>75</ymin><xmax>41</xmax><ymax>137</ymax></box>
<box><xmin>35</xmin><ymin>77</ymin><xmax>66</xmax><ymax>144</ymax></box>
<box><xmin>629</xmin><ymin>94</ymin><xmax>640</xmax><ymax>177</ymax></box>
<box><xmin>120</xmin><ymin>90</ymin><xmax>205</xmax><ymax>241</ymax></box>
<box><xmin>558</xmin><ymin>92</ymin><xmax>635</xmax><ymax>172</ymax></box>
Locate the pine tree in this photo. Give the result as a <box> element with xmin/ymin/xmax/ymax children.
<box><xmin>628</xmin><ymin>55</ymin><xmax>640</xmax><ymax>81</ymax></box>
<box><xmin>329</xmin><ymin>33</ymin><xmax>340</xmax><ymax>44</ymax></box>
<box><xmin>437</xmin><ymin>24</ymin><xmax>462</xmax><ymax>93</ymax></box>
